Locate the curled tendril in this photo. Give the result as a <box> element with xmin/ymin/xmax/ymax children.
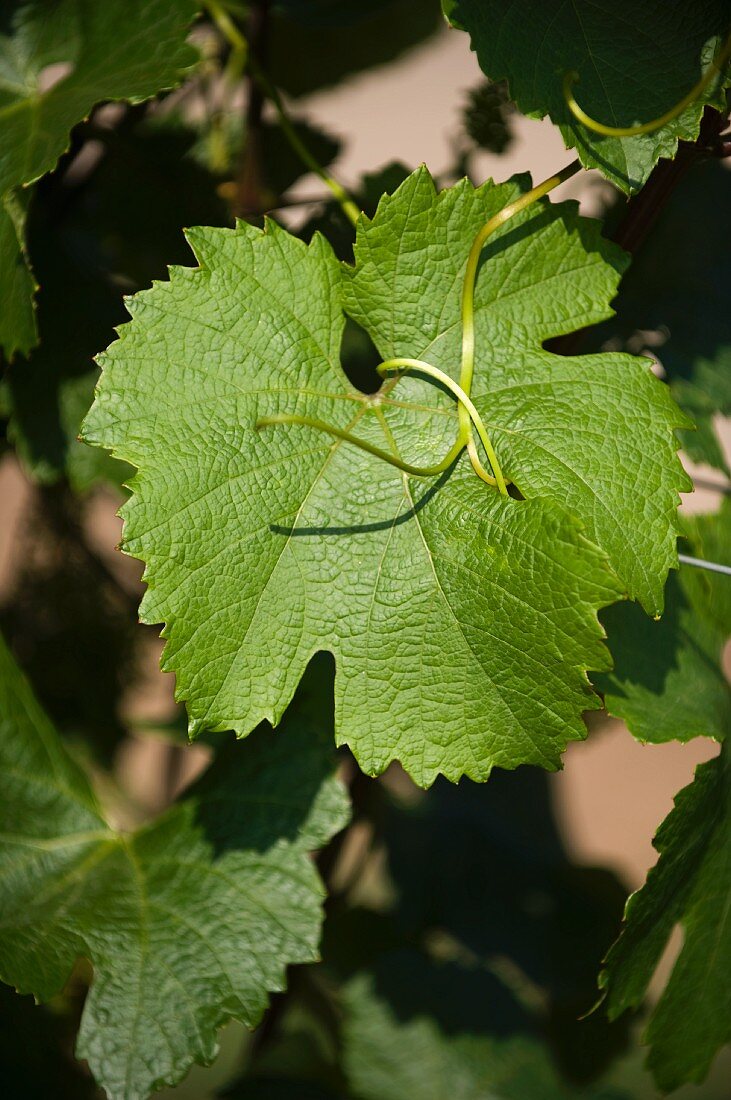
<box><xmin>457</xmin><ymin>160</ymin><xmax>580</xmax><ymax>491</ymax></box>
<box><xmin>563</xmin><ymin>31</ymin><xmax>731</xmax><ymax>138</ymax></box>
<box><xmin>257</xmin><ymin>159</ymin><xmax>584</xmax><ymax>494</ymax></box>
<box><xmin>376</xmin><ymin>359</ymin><xmax>507</xmax><ymax>493</ymax></box>
<box><xmin>255</xmin><ymin>413</ymin><xmax>465</xmax><ymax>478</ymax></box>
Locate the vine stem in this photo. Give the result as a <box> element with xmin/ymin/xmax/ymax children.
<box><xmin>458</xmin><ymin>159</ymin><xmax>581</xmax><ymax>465</ymax></box>
<box><xmin>563</xmin><ymin>31</ymin><xmax>731</xmax><ymax>137</ymax></box>
<box><xmin>206</xmin><ymin>0</ymin><xmax>247</xmax><ymax>53</ymax></box>
<box><xmin>247</xmin><ymin>56</ymin><xmax>361</xmax><ymax>226</ymax></box>
<box><xmin>377</xmin><ymin>359</ymin><xmax>507</xmax><ymax>492</ymax></box>
<box><xmin>204</xmin><ymin>0</ymin><xmax>359</xmax><ymax>226</ymax></box>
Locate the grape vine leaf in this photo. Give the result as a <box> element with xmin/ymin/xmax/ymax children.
<box><xmin>341</xmin><ymin>967</ymin><xmax>629</xmax><ymax>1100</ymax></box>
<box><xmin>0</xmin><ymin>637</ymin><xmax>349</xmax><ymax>1100</ymax></box>
<box><xmin>0</xmin><ymin>0</ymin><xmax>199</xmax><ymax>357</ymax></box>
<box><xmin>342</xmin><ymin>169</ymin><xmax>690</xmax><ymax>613</ymax></box>
<box><xmin>82</xmin><ymin>167</ymin><xmax>691</xmax><ymax>785</ymax></box>
<box><xmin>598</xmin><ymin>501</ymin><xmax>731</xmax><ymax>744</ymax></box>
<box><xmin>599</xmin><ymin>736</ymin><xmax>731</xmax><ymax>1092</ymax></box>
<box><xmin>443</xmin><ymin>1</ymin><xmax>731</xmax><ymax>193</ymax></box>
<box><xmin>82</xmin><ymin>174</ymin><xmax>634</xmax><ymax>786</ymax></box>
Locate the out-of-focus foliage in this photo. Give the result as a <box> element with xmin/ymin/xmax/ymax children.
<box><xmin>599</xmin><ymin>500</ymin><xmax>731</xmax><ymax>744</ymax></box>
<box><xmin>222</xmin><ymin>765</ymin><xmax>632</xmax><ymax>1096</ymax></box>
<box><xmin>2</xmin><ymin>112</ymin><xmax>233</xmax><ymax>491</ymax></box>
<box><xmin>0</xmin><ymin>0</ymin><xmax>199</xmax><ymax>357</ymax></box>
<box><xmin>0</xmin><ymin>487</ymin><xmax>139</xmax><ymax>764</ymax></box>
<box><xmin>601</xmin><ymin>737</ymin><xmax>731</xmax><ymax>1092</ymax></box>
<box><xmin>270</xmin><ymin>0</ymin><xmax>443</xmax><ymax>97</ymax></box>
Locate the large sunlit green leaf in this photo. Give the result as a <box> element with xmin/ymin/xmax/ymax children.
<box><xmin>83</xmin><ymin>168</ymin><xmax>690</xmax><ymax>785</ymax></box>
<box><xmin>343</xmin><ymin>169</ymin><xmax>689</xmax><ymax>613</ymax></box>
<box><xmin>0</xmin><ymin>639</ymin><xmax>349</xmax><ymax>1100</ymax></box>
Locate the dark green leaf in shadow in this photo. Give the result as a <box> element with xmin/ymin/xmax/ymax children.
<box><xmin>0</xmin><ymin>640</ymin><xmax>350</xmax><ymax>1100</ymax></box>
<box><xmin>0</xmin><ymin>0</ymin><xmax>200</xmax><ymax>356</ymax></box>
<box><xmin>600</xmin><ymin>737</ymin><xmax>731</xmax><ymax>1091</ymax></box>
<box><xmin>444</xmin><ymin>1</ymin><xmax>731</xmax><ymax>193</ymax></box>
<box><xmin>269</xmin><ymin>0</ymin><xmax>442</xmax><ymax>98</ymax></box>
<box><xmin>5</xmin><ymin>112</ymin><xmax>233</xmax><ymax>491</ymax></box>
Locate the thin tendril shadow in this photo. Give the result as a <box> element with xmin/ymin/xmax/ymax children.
<box><xmin>269</xmin><ymin>462</ymin><xmax>456</xmax><ymax>537</ymax></box>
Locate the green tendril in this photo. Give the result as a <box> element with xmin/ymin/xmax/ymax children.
<box><xmin>377</xmin><ymin>359</ymin><xmax>508</xmax><ymax>494</ymax></box>
<box><xmin>458</xmin><ymin>159</ymin><xmax>580</xmax><ymax>482</ymax></box>
<box><xmin>257</xmin><ymin>160</ymin><xmax>587</xmax><ymax>494</ymax></box>
<box><xmin>205</xmin><ymin>0</ymin><xmax>360</xmax><ymax>226</ymax></box>
<box><xmin>563</xmin><ymin>31</ymin><xmax>731</xmax><ymax>138</ymax></box>
<box><xmin>255</xmin><ymin>414</ymin><xmax>464</xmax><ymax>477</ymax></box>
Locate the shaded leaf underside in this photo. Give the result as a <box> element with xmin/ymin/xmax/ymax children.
<box><xmin>599</xmin><ymin>500</ymin><xmax>731</xmax><ymax>745</ymax></box>
<box><xmin>445</xmin><ymin>0</ymin><xmax>731</xmax><ymax>193</ymax></box>
<box><xmin>600</xmin><ymin>737</ymin><xmax>731</xmax><ymax>1091</ymax></box>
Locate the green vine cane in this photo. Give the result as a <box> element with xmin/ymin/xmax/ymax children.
<box><xmin>563</xmin><ymin>30</ymin><xmax>731</xmax><ymax>137</ymax></box>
